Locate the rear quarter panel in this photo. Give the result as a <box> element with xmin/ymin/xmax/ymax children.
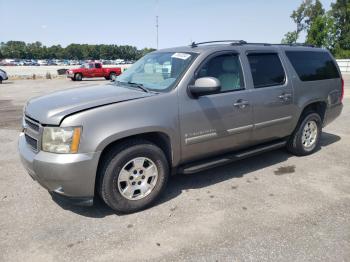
<box><xmin>103</xmin><ymin>67</ymin><xmax>122</xmax><ymax>76</ymax></box>
<box><xmin>281</xmin><ymin>48</ymin><xmax>342</xmax><ymax>129</ymax></box>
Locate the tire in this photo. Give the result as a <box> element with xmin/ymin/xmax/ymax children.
<box><xmin>109</xmin><ymin>72</ymin><xmax>116</xmax><ymax>81</ymax></box>
<box><xmin>98</xmin><ymin>139</ymin><xmax>169</xmax><ymax>213</ymax></box>
<box><xmin>104</xmin><ymin>76</ymin><xmax>110</xmax><ymax>80</ymax></box>
<box><xmin>74</xmin><ymin>73</ymin><xmax>82</xmax><ymax>81</ymax></box>
<box><xmin>0</xmin><ymin>77</ymin><xmax>2</xmax><ymax>84</ymax></box>
<box><xmin>287</xmin><ymin>111</ymin><xmax>322</xmax><ymax>156</ymax></box>
<box><xmin>70</xmin><ymin>77</ymin><xmax>76</xmax><ymax>81</ymax></box>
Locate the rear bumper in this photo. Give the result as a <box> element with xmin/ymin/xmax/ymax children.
<box><xmin>323</xmin><ymin>103</ymin><xmax>343</xmax><ymax>127</ymax></box>
<box><xmin>18</xmin><ymin>132</ymin><xmax>100</xmax><ymax>203</ymax></box>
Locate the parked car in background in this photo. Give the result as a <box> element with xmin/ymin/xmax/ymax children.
<box><xmin>47</xmin><ymin>60</ymin><xmax>57</xmax><ymax>66</ymax></box>
<box><xmin>66</xmin><ymin>62</ymin><xmax>122</xmax><ymax>81</ymax></box>
<box><xmin>0</xmin><ymin>69</ymin><xmax>8</xmax><ymax>84</ymax></box>
<box><xmin>37</xmin><ymin>60</ymin><xmax>48</xmax><ymax>66</ymax></box>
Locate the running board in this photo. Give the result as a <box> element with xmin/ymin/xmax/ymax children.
<box><xmin>179</xmin><ymin>140</ymin><xmax>287</xmax><ymax>174</ymax></box>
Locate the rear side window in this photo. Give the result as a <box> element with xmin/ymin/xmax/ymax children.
<box><xmin>247</xmin><ymin>53</ymin><xmax>286</xmax><ymax>88</ymax></box>
<box><xmin>286</xmin><ymin>51</ymin><xmax>339</xmax><ymax>81</ymax></box>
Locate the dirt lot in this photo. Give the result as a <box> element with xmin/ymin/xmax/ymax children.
<box><xmin>0</xmin><ymin>76</ymin><xmax>349</xmax><ymax>262</ymax></box>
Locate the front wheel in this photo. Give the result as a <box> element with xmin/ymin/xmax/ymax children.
<box><xmin>74</xmin><ymin>73</ymin><xmax>82</xmax><ymax>81</ymax></box>
<box><xmin>287</xmin><ymin>112</ymin><xmax>322</xmax><ymax>156</ymax></box>
<box><xmin>98</xmin><ymin>140</ymin><xmax>169</xmax><ymax>213</ymax></box>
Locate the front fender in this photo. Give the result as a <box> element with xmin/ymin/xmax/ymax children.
<box><xmin>61</xmin><ymin>93</ymin><xmax>181</xmax><ymax>165</ymax></box>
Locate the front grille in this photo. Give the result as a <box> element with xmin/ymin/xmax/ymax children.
<box><xmin>23</xmin><ymin>115</ymin><xmax>41</xmax><ymax>152</ymax></box>
<box><xmin>25</xmin><ymin>134</ymin><xmax>38</xmax><ymax>150</ymax></box>
<box><xmin>25</xmin><ymin>119</ymin><xmax>40</xmax><ymax>132</ymax></box>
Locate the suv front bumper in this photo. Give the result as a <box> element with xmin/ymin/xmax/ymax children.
<box><xmin>18</xmin><ymin>132</ymin><xmax>101</xmax><ymax>206</ymax></box>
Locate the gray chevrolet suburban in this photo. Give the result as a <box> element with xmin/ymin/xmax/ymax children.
<box><xmin>18</xmin><ymin>41</ymin><xmax>344</xmax><ymax>213</ymax></box>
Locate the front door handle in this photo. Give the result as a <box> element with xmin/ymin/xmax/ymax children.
<box><xmin>233</xmin><ymin>99</ymin><xmax>249</xmax><ymax>109</ymax></box>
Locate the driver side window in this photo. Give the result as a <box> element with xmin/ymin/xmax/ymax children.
<box><xmin>197</xmin><ymin>54</ymin><xmax>244</xmax><ymax>92</ymax></box>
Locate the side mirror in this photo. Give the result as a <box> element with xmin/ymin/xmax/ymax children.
<box><xmin>189</xmin><ymin>77</ymin><xmax>221</xmax><ymax>97</ymax></box>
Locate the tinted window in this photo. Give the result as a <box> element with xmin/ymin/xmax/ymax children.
<box><xmin>286</xmin><ymin>51</ymin><xmax>339</xmax><ymax>81</ymax></box>
<box><xmin>95</xmin><ymin>63</ymin><xmax>102</xmax><ymax>68</ymax></box>
<box><xmin>247</xmin><ymin>53</ymin><xmax>285</xmax><ymax>88</ymax></box>
<box><xmin>197</xmin><ymin>54</ymin><xmax>244</xmax><ymax>92</ymax></box>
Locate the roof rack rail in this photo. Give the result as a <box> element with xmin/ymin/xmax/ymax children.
<box><xmin>190</xmin><ymin>40</ymin><xmax>247</xmax><ymax>48</ymax></box>
<box><xmin>190</xmin><ymin>41</ymin><xmax>316</xmax><ymax>48</ymax></box>
<box><xmin>243</xmin><ymin>43</ymin><xmax>272</xmax><ymax>46</ymax></box>
<box><xmin>268</xmin><ymin>43</ymin><xmax>315</xmax><ymax>47</ymax></box>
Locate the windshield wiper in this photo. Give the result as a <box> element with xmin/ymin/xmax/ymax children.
<box><xmin>127</xmin><ymin>81</ymin><xmax>149</xmax><ymax>93</ymax></box>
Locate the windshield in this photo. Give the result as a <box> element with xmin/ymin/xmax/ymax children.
<box><xmin>116</xmin><ymin>52</ymin><xmax>196</xmax><ymax>92</ymax></box>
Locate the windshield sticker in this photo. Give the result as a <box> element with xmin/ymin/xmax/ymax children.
<box><xmin>171</xmin><ymin>53</ymin><xmax>191</xmax><ymax>60</ymax></box>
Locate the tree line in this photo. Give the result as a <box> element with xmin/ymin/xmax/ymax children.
<box><xmin>282</xmin><ymin>0</ymin><xmax>350</xmax><ymax>58</ymax></box>
<box><xmin>0</xmin><ymin>41</ymin><xmax>155</xmax><ymax>60</ymax></box>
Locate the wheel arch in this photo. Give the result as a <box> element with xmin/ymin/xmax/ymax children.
<box><xmin>300</xmin><ymin>100</ymin><xmax>327</xmax><ymax>122</ymax></box>
<box><xmin>95</xmin><ymin>131</ymin><xmax>174</xmax><ymax>194</ymax></box>
<box><xmin>293</xmin><ymin>100</ymin><xmax>327</xmax><ymax>132</ymax></box>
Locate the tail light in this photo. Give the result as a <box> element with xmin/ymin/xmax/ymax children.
<box><xmin>340</xmin><ymin>77</ymin><xmax>344</xmax><ymax>102</ymax></box>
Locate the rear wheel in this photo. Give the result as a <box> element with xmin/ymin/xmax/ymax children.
<box><xmin>109</xmin><ymin>72</ymin><xmax>117</xmax><ymax>81</ymax></box>
<box><xmin>98</xmin><ymin>140</ymin><xmax>169</xmax><ymax>213</ymax></box>
<box><xmin>0</xmin><ymin>77</ymin><xmax>2</xmax><ymax>84</ymax></box>
<box><xmin>287</xmin><ymin>112</ymin><xmax>322</xmax><ymax>156</ymax></box>
<box><xmin>74</xmin><ymin>73</ymin><xmax>82</xmax><ymax>81</ymax></box>
<box><xmin>70</xmin><ymin>77</ymin><xmax>76</xmax><ymax>81</ymax></box>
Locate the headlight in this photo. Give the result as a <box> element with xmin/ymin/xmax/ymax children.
<box><xmin>42</xmin><ymin>127</ymin><xmax>82</xmax><ymax>154</ymax></box>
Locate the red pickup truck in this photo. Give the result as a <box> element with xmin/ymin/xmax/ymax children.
<box><xmin>66</xmin><ymin>62</ymin><xmax>122</xmax><ymax>81</ymax></box>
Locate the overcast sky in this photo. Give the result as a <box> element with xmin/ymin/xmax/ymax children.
<box><xmin>0</xmin><ymin>0</ymin><xmax>334</xmax><ymax>49</ymax></box>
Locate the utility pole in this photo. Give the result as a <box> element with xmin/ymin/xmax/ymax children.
<box><xmin>156</xmin><ymin>15</ymin><xmax>159</xmax><ymax>49</ymax></box>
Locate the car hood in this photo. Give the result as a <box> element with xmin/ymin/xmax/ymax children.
<box><xmin>25</xmin><ymin>83</ymin><xmax>154</xmax><ymax>125</ymax></box>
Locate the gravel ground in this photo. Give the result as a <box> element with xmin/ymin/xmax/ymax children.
<box><xmin>0</xmin><ymin>76</ymin><xmax>349</xmax><ymax>262</ymax></box>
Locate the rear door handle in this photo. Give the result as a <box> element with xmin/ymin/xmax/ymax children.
<box><xmin>278</xmin><ymin>93</ymin><xmax>292</xmax><ymax>101</ymax></box>
<box><xmin>233</xmin><ymin>99</ymin><xmax>249</xmax><ymax>109</ymax></box>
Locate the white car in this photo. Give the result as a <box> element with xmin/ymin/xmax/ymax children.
<box><xmin>0</xmin><ymin>69</ymin><xmax>8</xmax><ymax>84</ymax></box>
<box><xmin>37</xmin><ymin>60</ymin><xmax>48</xmax><ymax>66</ymax></box>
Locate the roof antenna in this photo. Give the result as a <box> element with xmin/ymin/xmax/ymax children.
<box><xmin>156</xmin><ymin>16</ymin><xmax>159</xmax><ymax>49</ymax></box>
<box><xmin>155</xmin><ymin>0</ymin><xmax>159</xmax><ymax>49</ymax></box>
